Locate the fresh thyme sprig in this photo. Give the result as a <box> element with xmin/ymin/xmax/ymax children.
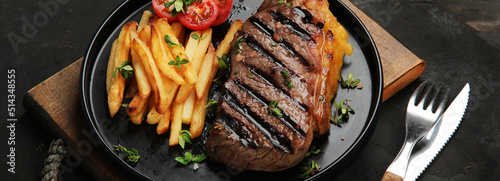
<box><xmin>175</xmin><ymin>151</ymin><xmax>207</xmax><ymax>165</ymax></box>
<box><xmin>169</xmin><ymin>55</ymin><xmax>189</xmax><ymax>69</ymax></box>
<box><xmin>340</xmin><ymin>73</ymin><xmax>361</xmax><ymax>89</ymax></box>
<box><xmin>113</xmin><ymin>60</ymin><xmax>133</xmax><ymax>79</ymax></box>
<box><xmin>277</xmin><ymin>0</ymin><xmax>292</xmax><ymax>8</ymax></box>
<box><xmin>178</xmin><ymin>130</ymin><xmax>192</xmax><ymax>149</ymax></box>
<box><xmin>191</xmin><ymin>33</ymin><xmax>207</xmax><ymax>40</ymax></box>
<box><xmin>331</xmin><ymin>99</ymin><xmax>355</xmax><ymax>126</ymax></box>
<box><xmin>206</xmin><ymin>99</ymin><xmax>218</xmax><ymax>108</ymax></box>
<box><xmin>113</xmin><ymin>144</ymin><xmax>141</xmax><ymax>163</ymax></box>
<box><xmin>305</xmin><ymin>145</ymin><xmax>321</xmax><ymax>157</ymax></box>
<box><xmin>234</xmin><ymin>35</ymin><xmax>244</xmax><ymax>53</ymax></box>
<box><xmin>281</xmin><ymin>70</ymin><xmax>293</xmax><ymax>89</ymax></box>
<box><xmin>164</xmin><ymin>0</ymin><xmax>201</xmax><ymax>17</ymax></box>
<box><xmin>268</xmin><ymin>101</ymin><xmax>283</xmax><ymax>117</ymax></box>
<box><xmin>298</xmin><ymin>160</ymin><xmax>320</xmax><ymax>179</ymax></box>
<box><xmin>164</xmin><ymin>34</ymin><xmax>180</xmax><ymax>47</ymax></box>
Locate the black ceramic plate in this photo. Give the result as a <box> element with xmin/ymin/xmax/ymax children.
<box><xmin>81</xmin><ymin>0</ymin><xmax>382</xmax><ymax>180</ymax></box>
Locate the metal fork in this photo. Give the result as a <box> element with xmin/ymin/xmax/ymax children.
<box><xmin>381</xmin><ymin>82</ymin><xmax>448</xmax><ymax>181</ymax></box>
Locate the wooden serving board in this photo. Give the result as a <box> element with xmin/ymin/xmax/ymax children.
<box><xmin>22</xmin><ymin>1</ymin><xmax>424</xmax><ymax>180</ymax></box>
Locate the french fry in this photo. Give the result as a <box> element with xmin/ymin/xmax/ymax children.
<box><xmin>151</xmin><ymin>25</ymin><xmax>186</xmax><ymax>84</ymax></box>
<box><xmin>174</xmin><ymin>29</ymin><xmax>212</xmax><ymax>103</ymax></box>
<box><xmin>169</xmin><ymin>101</ymin><xmax>183</xmax><ymax>146</ymax></box>
<box><xmin>195</xmin><ymin>44</ymin><xmax>215</xmax><ymax>99</ymax></box>
<box><xmin>186</xmin><ymin>21</ymin><xmax>244</xmax><ymax>131</ymax></box>
<box><xmin>125</xmin><ymin>77</ymin><xmax>138</xmax><ymax>99</ymax></box>
<box><xmin>138</xmin><ymin>10</ymin><xmax>154</xmax><ymax>31</ymax></box>
<box><xmin>192</xmin><ymin>28</ymin><xmax>212</xmax><ymax>73</ymax></box>
<box><xmin>127</xmin><ymin>93</ymin><xmax>149</xmax><ymax>124</ymax></box>
<box><xmin>215</xmin><ymin>20</ymin><xmax>244</xmax><ymax>65</ymax></box>
<box><xmin>108</xmin><ymin>22</ymin><xmax>137</xmax><ymax>117</ymax></box>
<box><xmin>146</xmin><ymin>106</ymin><xmax>163</xmax><ymax>125</ymax></box>
<box><xmin>138</xmin><ymin>25</ymin><xmax>152</xmax><ymax>47</ymax></box>
<box><xmin>184</xmin><ymin>31</ymin><xmax>201</xmax><ymax>60</ymax></box>
<box><xmin>171</xmin><ymin>22</ymin><xmax>185</xmax><ymax>45</ymax></box>
<box><xmin>106</xmin><ymin>39</ymin><xmax>118</xmax><ymax>93</ymax></box>
<box><xmin>155</xmin><ymin>18</ymin><xmax>198</xmax><ymax>84</ymax></box>
<box><xmin>157</xmin><ymin>107</ymin><xmax>172</xmax><ymax>135</ymax></box>
<box><xmin>131</xmin><ymin>37</ymin><xmax>170</xmax><ymax>114</ymax></box>
<box><xmin>190</xmin><ymin>85</ymin><xmax>209</xmax><ymax>138</ymax></box>
<box><xmin>181</xmin><ymin>90</ymin><xmax>196</xmax><ymax>124</ymax></box>
<box><xmin>130</xmin><ymin>49</ymin><xmax>151</xmax><ymax>98</ymax></box>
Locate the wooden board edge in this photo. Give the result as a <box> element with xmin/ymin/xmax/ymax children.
<box><xmin>382</xmin><ymin>59</ymin><xmax>425</xmax><ymax>102</ymax></box>
<box><xmin>22</xmin><ymin>58</ymin><xmax>122</xmax><ymax>181</ymax></box>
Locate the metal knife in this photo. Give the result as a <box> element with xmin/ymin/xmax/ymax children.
<box><xmin>404</xmin><ymin>83</ymin><xmax>470</xmax><ymax>181</ymax></box>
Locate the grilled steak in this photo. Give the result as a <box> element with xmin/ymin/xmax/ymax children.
<box><xmin>205</xmin><ymin>0</ymin><xmax>353</xmax><ymax>171</ymax></box>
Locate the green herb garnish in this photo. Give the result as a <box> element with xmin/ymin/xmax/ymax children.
<box><xmin>281</xmin><ymin>70</ymin><xmax>293</xmax><ymax>88</ymax></box>
<box><xmin>234</xmin><ymin>35</ymin><xmax>244</xmax><ymax>53</ymax></box>
<box><xmin>169</xmin><ymin>55</ymin><xmax>189</xmax><ymax>69</ymax></box>
<box><xmin>164</xmin><ymin>34</ymin><xmax>180</xmax><ymax>47</ymax></box>
<box><xmin>305</xmin><ymin>145</ymin><xmax>321</xmax><ymax>157</ymax></box>
<box><xmin>278</xmin><ymin>0</ymin><xmax>292</xmax><ymax>8</ymax></box>
<box><xmin>247</xmin><ymin>73</ymin><xmax>254</xmax><ymax>79</ymax></box>
<box><xmin>164</xmin><ymin>0</ymin><xmax>201</xmax><ymax>17</ymax></box>
<box><xmin>122</xmin><ymin>103</ymin><xmax>129</xmax><ymax>108</ymax></box>
<box><xmin>113</xmin><ymin>144</ymin><xmax>141</xmax><ymax>163</ymax></box>
<box><xmin>191</xmin><ymin>33</ymin><xmax>207</xmax><ymax>40</ymax></box>
<box><xmin>217</xmin><ymin>54</ymin><xmax>228</xmax><ymax>69</ymax></box>
<box><xmin>340</xmin><ymin>73</ymin><xmax>361</xmax><ymax>89</ymax></box>
<box><xmin>268</xmin><ymin>101</ymin><xmax>283</xmax><ymax>117</ymax></box>
<box><xmin>206</xmin><ymin>99</ymin><xmax>218</xmax><ymax>108</ymax></box>
<box><xmin>113</xmin><ymin>60</ymin><xmax>133</xmax><ymax>79</ymax></box>
<box><xmin>178</xmin><ymin>130</ymin><xmax>192</xmax><ymax>149</ymax></box>
<box><xmin>271</xmin><ymin>42</ymin><xmax>278</xmax><ymax>47</ymax></box>
<box><xmin>175</xmin><ymin>151</ymin><xmax>207</xmax><ymax>165</ymax></box>
<box><xmin>331</xmin><ymin>99</ymin><xmax>355</xmax><ymax>126</ymax></box>
<box><xmin>298</xmin><ymin>160</ymin><xmax>320</xmax><ymax>179</ymax></box>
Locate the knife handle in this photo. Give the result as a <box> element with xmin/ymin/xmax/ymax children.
<box><xmin>381</xmin><ymin>171</ymin><xmax>403</xmax><ymax>181</ymax></box>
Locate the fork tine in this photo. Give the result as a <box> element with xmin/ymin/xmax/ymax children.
<box><xmin>427</xmin><ymin>86</ymin><xmax>441</xmax><ymax>111</ymax></box>
<box><xmin>435</xmin><ymin>89</ymin><xmax>449</xmax><ymax>114</ymax></box>
<box><xmin>409</xmin><ymin>82</ymin><xmax>428</xmax><ymax>106</ymax></box>
<box><xmin>417</xmin><ymin>84</ymin><xmax>434</xmax><ymax>108</ymax></box>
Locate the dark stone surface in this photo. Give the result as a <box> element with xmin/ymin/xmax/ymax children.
<box><xmin>1</xmin><ymin>0</ymin><xmax>499</xmax><ymax>180</ymax></box>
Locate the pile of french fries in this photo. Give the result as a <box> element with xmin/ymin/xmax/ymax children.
<box><xmin>106</xmin><ymin>10</ymin><xmax>243</xmax><ymax>146</ymax></box>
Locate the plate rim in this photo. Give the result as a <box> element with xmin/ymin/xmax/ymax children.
<box><xmin>80</xmin><ymin>0</ymin><xmax>383</xmax><ymax>180</ymax></box>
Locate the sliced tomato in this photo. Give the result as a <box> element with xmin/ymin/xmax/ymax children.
<box><xmin>211</xmin><ymin>0</ymin><xmax>233</xmax><ymax>26</ymax></box>
<box><xmin>152</xmin><ymin>0</ymin><xmax>178</xmax><ymax>23</ymax></box>
<box><xmin>178</xmin><ymin>0</ymin><xmax>219</xmax><ymax>30</ymax></box>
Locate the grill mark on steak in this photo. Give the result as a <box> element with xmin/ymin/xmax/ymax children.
<box><xmin>222</xmin><ymin>86</ymin><xmax>293</xmax><ymax>153</ymax></box>
<box><xmin>234</xmin><ymin>80</ymin><xmax>307</xmax><ymax>139</ymax></box>
<box><xmin>244</xmin><ymin>35</ymin><xmax>292</xmax><ymax>73</ymax></box>
<box><xmin>216</xmin><ymin>112</ymin><xmax>258</xmax><ymax>148</ymax></box>
<box><xmin>292</xmin><ymin>6</ymin><xmax>314</xmax><ymax>24</ymax></box>
<box><xmin>249</xmin><ymin>17</ymin><xmax>310</xmax><ymax>67</ymax></box>
<box><xmin>248</xmin><ymin>68</ymin><xmax>309</xmax><ymax>112</ymax></box>
<box><xmin>252</xmin><ymin>7</ymin><xmax>321</xmax><ymax>69</ymax></box>
<box><xmin>269</xmin><ymin>11</ymin><xmax>311</xmax><ymax>41</ymax></box>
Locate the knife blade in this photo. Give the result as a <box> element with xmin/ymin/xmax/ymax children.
<box><xmin>404</xmin><ymin>83</ymin><xmax>470</xmax><ymax>181</ymax></box>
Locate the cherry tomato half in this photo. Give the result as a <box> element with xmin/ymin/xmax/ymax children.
<box><xmin>152</xmin><ymin>0</ymin><xmax>178</xmax><ymax>23</ymax></box>
<box><xmin>178</xmin><ymin>0</ymin><xmax>219</xmax><ymax>31</ymax></box>
<box><xmin>211</xmin><ymin>0</ymin><xmax>233</xmax><ymax>26</ymax></box>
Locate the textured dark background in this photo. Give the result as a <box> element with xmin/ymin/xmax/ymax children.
<box><xmin>1</xmin><ymin>0</ymin><xmax>499</xmax><ymax>180</ymax></box>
